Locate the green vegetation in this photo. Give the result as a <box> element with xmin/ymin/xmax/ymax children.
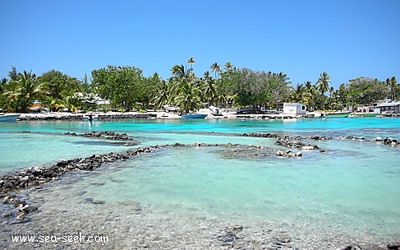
<box><xmin>1</xmin><ymin>60</ymin><xmax>399</xmax><ymax>113</ymax></box>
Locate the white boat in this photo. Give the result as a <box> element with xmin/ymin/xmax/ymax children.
<box><xmin>209</xmin><ymin>106</ymin><xmax>223</xmax><ymax>116</ymax></box>
<box><xmin>323</xmin><ymin>112</ymin><xmax>351</xmax><ymax>118</ymax></box>
<box><xmin>348</xmin><ymin>112</ymin><xmax>378</xmax><ymax>118</ymax></box>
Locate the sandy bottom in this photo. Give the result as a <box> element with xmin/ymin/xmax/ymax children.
<box><xmin>1</xmin><ymin>176</ymin><xmax>396</xmax><ymax>250</ymax></box>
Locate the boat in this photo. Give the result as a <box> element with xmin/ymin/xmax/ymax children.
<box><xmin>181</xmin><ymin>113</ymin><xmax>208</xmax><ymax>119</ymax></box>
<box><xmin>209</xmin><ymin>106</ymin><xmax>223</xmax><ymax>116</ymax></box>
<box><xmin>0</xmin><ymin>114</ymin><xmax>20</xmax><ymax>122</ymax></box>
<box><xmin>347</xmin><ymin>112</ymin><xmax>378</xmax><ymax>118</ymax></box>
<box><xmin>29</xmin><ymin>100</ymin><xmax>42</xmax><ymax>112</ymax></box>
<box><xmin>323</xmin><ymin>112</ymin><xmax>351</xmax><ymax>118</ymax></box>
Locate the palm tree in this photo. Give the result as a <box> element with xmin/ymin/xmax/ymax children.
<box><xmin>174</xmin><ymin>80</ymin><xmax>202</xmax><ymax>114</ymax></box>
<box><xmin>210</xmin><ymin>62</ymin><xmax>221</xmax><ymax>79</ymax></box>
<box><xmin>153</xmin><ymin>80</ymin><xmax>169</xmax><ymax>110</ymax></box>
<box><xmin>41</xmin><ymin>95</ymin><xmax>63</xmax><ymax>112</ymax></box>
<box><xmin>316</xmin><ymin>72</ymin><xmax>331</xmax><ymax>96</ymax></box>
<box><xmin>301</xmin><ymin>81</ymin><xmax>317</xmax><ymax>110</ymax></box>
<box><xmin>60</xmin><ymin>88</ymin><xmax>81</xmax><ymax>112</ymax></box>
<box><xmin>316</xmin><ymin>72</ymin><xmax>331</xmax><ymax>110</ymax></box>
<box><xmin>202</xmin><ymin>71</ymin><xmax>217</xmax><ymax>106</ymax></box>
<box><xmin>224</xmin><ymin>62</ymin><xmax>234</xmax><ymax>71</ymax></box>
<box><xmin>3</xmin><ymin>70</ymin><xmax>47</xmax><ymax>112</ymax></box>
<box><xmin>171</xmin><ymin>64</ymin><xmax>186</xmax><ymax>79</ymax></box>
<box><xmin>187</xmin><ymin>57</ymin><xmax>196</xmax><ymax>72</ymax></box>
<box><xmin>169</xmin><ymin>64</ymin><xmax>190</xmax><ymax>100</ymax></box>
<box><xmin>291</xmin><ymin>83</ymin><xmax>304</xmax><ymax>102</ymax></box>
<box><xmin>386</xmin><ymin>77</ymin><xmax>398</xmax><ymax>100</ymax></box>
<box><xmin>276</xmin><ymin>72</ymin><xmax>290</xmax><ymax>84</ymax></box>
<box><xmin>304</xmin><ymin>81</ymin><xmax>313</xmax><ymax>91</ymax></box>
<box><xmin>0</xmin><ymin>78</ymin><xmax>7</xmax><ymax>89</ymax></box>
<box><xmin>8</xmin><ymin>67</ymin><xmax>18</xmax><ymax>81</ymax></box>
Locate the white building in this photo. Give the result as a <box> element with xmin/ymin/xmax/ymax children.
<box><xmin>283</xmin><ymin>103</ymin><xmax>306</xmax><ymax>115</ymax></box>
<box><xmin>376</xmin><ymin>100</ymin><xmax>400</xmax><ymax>114</ymax></box>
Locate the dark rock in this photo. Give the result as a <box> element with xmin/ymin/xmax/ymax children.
<box><xmin>225</xmin><ymin>225</ymin><xmax>243</xmax><ymax>233</ymax></box>
<box><xmin>275</xmin><ymin>137</ymin><xmax>319</xmax><ymax>151</ymax></box>
<box><xmin>388</xmin><ymin>243</ymin><xmax>400</xmax><ymax>250</ymax></box>
<box><xmin>64</xmin><ymin>131</ymin><xmax>140</xmax><ymax>145</ymax></box>
<box><xmin>2</xmin><ymin>212</ymin><xmax>12</xmax><ymax>218</ymax></box>
<box><xmin>84</xmin><ymin>197</ymin><xmax>105</xmax><ymax>205</ymax></box>
<box><xmin>275</xmin><ymin>150</ymin><xmax>302</xmax><ymax>158</ymax></box>
<box><xmin>339</xmin><ymin>245</ymin><xmax>363</xmax><ymax>250</ymax></box>
<box><xmin>217</xmin><ymin>225</ymin><xmax>244</xmax><ymax>246</ymax></box>
<box><xmin>217</xmin><ymin>232</ymin><xmax>237</xmax><ymax>243</ymax></box>
<box><xmin>18</xmin><ymin>204</ymin><xmax>38</xmax><ymax>214</ymax></box>
<box><xmin>241</xmin><ymin>132</ymin><xmax>279</xmax><ymax>138</ymax></box>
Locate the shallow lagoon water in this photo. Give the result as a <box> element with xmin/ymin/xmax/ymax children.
<box><xmin>1</xmin><ymin>117</ymin><xmax>400</xmax><ymax>248</ymax></box>
<box><xmin>49</xmin><ymin>141</ymin><xmax>400</xmax><ymax>236</ymax></box>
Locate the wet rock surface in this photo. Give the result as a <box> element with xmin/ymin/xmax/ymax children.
<box><xmin>338</xmin><ymin>136</ymin><xmax>400</xmax><ymax>147</ymax></box>
<box><xmin>275</xmin><ymin>137</ymin><xmax>320</xmax><ymax>150</ymax></box>
<box><xmin>65</xmin><ymin>131</ymin><xmax>140</xmax><ymax>145</ymax></box>
<box><xmin>240</xmin><ymin>132</ymin><xmax>328</xmax><ymax>152</ymax></box>
<box><xmin>17</xmin><ymin>114</ymin><xmax>84</xmax><ymax>121</ymax></box>
<box><xmin>0</xmin><ymin>147</ymin><xmax>160</xmax><ymax>199</ymax></box>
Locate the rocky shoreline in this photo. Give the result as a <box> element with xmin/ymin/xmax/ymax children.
<box><xmin>10</xmin><ymin>110</ymin><xmax>400</xmax><ymax>122</ymax></box>
<box><xmin>16</xmin><ymin>112</ymin><xmax>158</xmax><ymax>121</ymax></box>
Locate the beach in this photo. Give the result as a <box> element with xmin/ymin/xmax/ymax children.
<box><xmin>1</xmin><ymin>116</ymin><xmax>399</xmax><ymax>249</ymax></box>
<box><xmin>12</xmin><ymin>108</ymin><xmax>319</xmax><ymax>121</ymax></box>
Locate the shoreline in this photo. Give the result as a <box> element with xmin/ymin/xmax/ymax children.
<box><xmin>7</xmin><ymin>109</ymin><xmax>399</xmax><ymax>122</ymax></box>
<box><xmin>11</xmin><ymin>109</ymin><xmax>319</xmax><ymax>121</ymax></box>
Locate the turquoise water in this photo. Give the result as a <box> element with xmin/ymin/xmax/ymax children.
<box><xmin>65</xmin><ymin>138</ymin><xmax>399</xmax><ymax>238</ymax></box>
<box><xmin>1</xmin><ymin>117</ymin><xmax>399</xmax><ymax>172</ymax></box>
<box><xmin>1</xmin><ymin>117</ymin><xmax>400</xmax><ymax>242</ymax></box>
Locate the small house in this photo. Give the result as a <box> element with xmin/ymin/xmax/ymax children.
<box><xmin>283</xmin><ymin>103</ymin><xmax>306</xmax><ymax>115</ymax></box>
<box><xmin>376</xmin><ymin>100</ymin><xmax>400</xmax><ymax>114</ymax></box>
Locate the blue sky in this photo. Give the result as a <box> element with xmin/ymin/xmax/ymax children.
<box><xmin>1</xmin><ymin>0</ymin><xmax>399</xmax><ymax>88</ymax></box>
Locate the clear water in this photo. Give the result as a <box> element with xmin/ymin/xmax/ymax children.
<box><xmin>1</xmin><ymin>117</ymin><xmax>400</xmax><ymax>241</ymax></box>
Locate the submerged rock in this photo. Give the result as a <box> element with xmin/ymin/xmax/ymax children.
<box><xmin>387</xmin><ymin>242</ymin><xmax>400</xmax><ymax>249</ymax></box>
<box><xmin>65</xmin><ymin>131</ymin><xmax>140</xmax><ymax>145</ymax></box>
<box><xmin>275</xmin><ymin>150</ymin><xmax>302</xmax><ymax>158</ymax></box>
<box><xmin>217</xmin><ymin>225</ymin><xmax>244</xmax><ymax>246</ymax></box>
<box><xmin>84</xmin><ymin>198</ymin><xmax>105</xmax><ymax>205</ymax></box>
<box><xmin>338</xmin><ymin>245</ymin><xmax>363</xmax><ymax>250</ymax></box>
<box><xmin>275</xmin><ymin>138</ymin><xmax>319</xmax><ymax>151</ymax></box>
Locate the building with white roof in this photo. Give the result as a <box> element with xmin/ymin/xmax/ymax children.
<box><xmin>376</xmin><ymin>100</ymin><xmax>400</xmax><ymax>114</ymax></box>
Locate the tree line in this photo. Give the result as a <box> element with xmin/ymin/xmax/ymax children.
<box><xmin>1</xmin><ymin>59</ymin><xmax>399</xmax><ymax>113</ymax></box>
